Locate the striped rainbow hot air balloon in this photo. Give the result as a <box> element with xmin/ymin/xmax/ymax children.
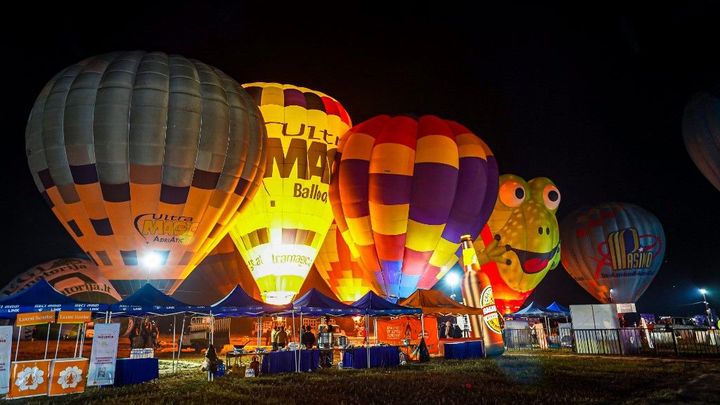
<box><xmin>330</xmin><ymin>115</ymin><xmax>498</xmax><ymax>300</ymax></box>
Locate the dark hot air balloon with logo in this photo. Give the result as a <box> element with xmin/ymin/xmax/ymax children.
<box><xmin>683</xmin><ymin>91</ymin><xmax>720</xmax><ymax>192</ymax></box>
<box><xmin>331</xmin><ymin>115</ymin><xmax>498</xmax><ymax>300</ymax></box>
<box><xmin>560</xmin><ymin>202</ymin><xmax>665</xmax><ymax>303</ymax></box>
<box><xmin>25</xmin><ymin>51</ymin><xmax>267</xmax><ymax>295</ymax></box>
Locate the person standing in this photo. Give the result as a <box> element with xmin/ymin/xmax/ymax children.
<box><xmin>444</xmin><ymin>321</ymin><xmax>453</xmax><ymax>340</ymax></box>
<box><xmin>271</xmin><ymin>326</ymin><xmax>279</xmax><ymax>351</ymax></box>
<box><xmin>533</xmin><ymin>321</ymin><xmax>548</xmax><ymax>349</ymax></box>
<box><xmin>264</xmin><ymin>327</ymin><xmax>272</xmax><ymax>347</ymax></box>
<box><xmin>276</xmin><ymin>326</ymin><xmax>288</xmax><ymax>349</ymax></box>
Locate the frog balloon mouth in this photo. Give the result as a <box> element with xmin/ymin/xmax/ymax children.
<box><xmin>507</xmin><ymin>243</ymin><xmax>560</xmax><ymax>274</ymax></box>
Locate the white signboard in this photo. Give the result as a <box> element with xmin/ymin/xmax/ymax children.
<box><xmin>87</xmin><ymin>323</ymin><xmax>120</xmax><ymax>386</ymax></box>
<box><xmin>0</xmin><ymin>326</ymin><xmax>12</xmax><ymax>394</ymax></box>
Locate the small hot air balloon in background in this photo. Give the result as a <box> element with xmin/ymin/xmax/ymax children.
<box><xmin>171</xmin><ymin>234</ymin><xmax>261</xmax><ymax>304</ymax></box>
<box><xmin>461</xmin><ymin>175</ymin><xmax>562</xmax><ymax>315</ymax></box>
<box><xmin>25</xmin><ymin>51</ymin><xmax>267</xmax><ymax>295</ymax></box>
<box><xmin>683</xmin><ymin>90</ymin><xmax>720</xmax><ymax>192</ymax></box>
<box><xmin>227</xmin><ymin>83</ymin><xmax>351</xmax><ymax>304</ymax></box>
<box><xmin>331</xmin><ymin>115</ymin><xmax>498</xmax><ymax>300</ymax></box>
<box><xmin>1</xmin><ymin>258</ymin><xmax>121</xmax><ymax>303</ymax></box>
<box><xmin>560</xmin><ymin>202</ymin><xmax>665</xmax><ymax>304</ymax></box>
<box><xmin>314</xmin><ymin>222</ymin><xmax>381</xmax><ymax>303</ymax></box>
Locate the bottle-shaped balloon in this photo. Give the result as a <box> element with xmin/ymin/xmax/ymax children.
<box><xmin>460</xmin><ymin>234</ymin><xmax>504</xmax><ymax>356</ymax></box>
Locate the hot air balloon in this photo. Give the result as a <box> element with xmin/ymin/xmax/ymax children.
<box><xmin>560</xmin><ymin>202</ymin><xmax>665</xmax><ymax>304</ymax></box>
<box><xmin>171</xmin><ymin>234</ymin><xmax>261</xmax><ymax>304</ymax></box>
<box><xmin>1</xmin><ymin>258</ymin><xmax>121</xmax><ymax>303</ymax></box>
<box><xmin>314</xmin><ymin>222</ymin><xmax>382</xmax><ymax>303</ymax></box>
<box><xmin>25</xmin><ymin>51</ymin><xmax>267</xmax><ymax>295</ymax></box>
<box><xmin>683</xmin><ymin>91</ymin><xmax>720</xmax><ymax>192</ymax></box>
<box><xmin>331</xmin><ymin>115</ymin><xmax>498</xmax><ymax>300</ymax></box>
<box><xmin>461</xmin><ymin>175</ymin><xmax>562</xmax><ymax>315</ymax></box>
<box><xmin>227</xmin><ymin>83</ymin><xmax>351</xmax><ymax>304</ymax></box>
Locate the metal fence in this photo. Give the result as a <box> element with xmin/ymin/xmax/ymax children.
<box><xmin>504</xmin><ymin>327</ymin><xmax>720</xmax><ymax>357</ymax></box>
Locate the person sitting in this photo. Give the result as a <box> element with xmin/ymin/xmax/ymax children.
<box><xmin>276</xmin><ymin>326</ymin><xmax>288</xmax><ymax>349</ymax></box>
<box><xmin>301</xmin><ymin>326</ymin><xmax>316</xmax><ymax>349</ymax></box>
<box><xmin>202</xmin><ymin>344</ymin><xmax>220</xmax><ymax>374</ymax></box>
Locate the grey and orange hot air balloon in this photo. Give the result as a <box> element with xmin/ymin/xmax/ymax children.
<box><xmin>25</xmin><ymin>51</ymin><xmax>267</xmax><ymax>295</ymax></box>
<box><xmin>560</xmin><ymin>202</ymin><xmax>665</xmax><ymax>304</ymax></box>
<box><xmin>330</xmin><ymin>115</ymin><xmax>498</xmax><ymax>300</ymax></box>
<box><xmin>683</xmin><ymin>90</ymin><xmax>720</xmax><ymax>192</ymax></box>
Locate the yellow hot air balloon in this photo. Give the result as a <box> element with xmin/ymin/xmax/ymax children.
<box><xmin>25</xmin><ymin>51</ymin><xmax>267</xmax><ymax>295</ymax></box>
<box><xmin>227</xmin><ymin>83</ymin><xmax>352</xmax><ymax>304</ymax></box>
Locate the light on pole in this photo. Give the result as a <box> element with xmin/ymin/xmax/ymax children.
<box><xmin>446</xmin><ymin>272</ymin><xmax>460</xmax><ymax>301</ymax></box>
<box><xmin>699</xmin><ymin>289</ymin><xmax>714</xmax><ymax>327</ymax></box>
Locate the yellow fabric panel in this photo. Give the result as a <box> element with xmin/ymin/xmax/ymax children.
<box><xmin>259</xmin><ymin>85</ymin><xmax>285</xmax><ymax>107</ymax></box>
<box><xmin>340</xmin><ymin>133</ymin><xmax>375</xmax><ymax>161</ymax></box>
<box><xmin>415</xmin><ymin>135</ymin><xmax>459</xmax><ymax>167</ymax></box>
<box><xmin>368</xmin><ymin>202</ymin><xmax>409</xmax><ymax>235</ymax></box>
<box><xmin>428</xmin><ymin>237</ymin><xmax>460</xmax><ymax>267</ymax></box>
<box><xmin>345</xmin><ymin>216</ymin><xmax>375</xmax><ymax>246</ymax></box>
<box><xmin>369</xmin><ymin>144</ymin><xmax>414</xmax><ymax>175</ymax></box>
<box><xmin>405</xmin><ymin>220</ymin><xmax>444</xmax><ymax>252</ymax></box>
<box><xmin>456</xmin><ymin>133</ymin><xmax>489</xmax><ymax>159</ymax></box>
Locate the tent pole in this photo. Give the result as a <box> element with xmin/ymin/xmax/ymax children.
<box><xmin>14</xmin><ymin>326</ymin><xmax>21</xmax><ymax>362</ymax></box>
<box><xmin>78</xmin><ymin>323</ymin><xmax>86</xmax><ymax>358</ymax></box>
<box><xmin>374</xmin><ymin>318</ymin><xmax>378</xmax><ymax>345</ymax></box>
<box><xmin>421</xmin><ymin>314</ymin><xmax>425</xmax><ymax>339</ymax></box>
<box><xmin>54</xmin><ymin>323</ymin><xmax>62</xmax><ymax>360</ymax></box>
<box><xmin>299</xmin><ymin>312</ymin><xmax>303</xmax><ymax>373</ymax></box>
<box><xmin>178</xmin><ymin>316</ymin><xmax>186</xmax><ymax>363</ymax></box>
<box><xmin>43</xmin><ymin>322</ymin><xmax>51</xmax><ymax>360</ymax></box>
<box><xmin>73</xmin><ymin>323</ymin><xmax>81</xmax><ymax>358</ymax></box>
<box><xmin>366</xmin><ymin>314</ymin><xmax>370</xmax><ymax>369</ymax></box>
<box><xmin>172</xmin><ymin>315</ymin><xmax>176</xmax><ymax>373</ymax></box>
<box><xmin>257</xmin><ymin>316</ymin><xmax>262</xmax><ymax>348</ymax></box>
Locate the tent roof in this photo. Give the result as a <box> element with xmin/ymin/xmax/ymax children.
<box><xmin>110</xmin><ymin>283</ymin><xmax>206</xmax><ymax>315</ymax></box>
<box><xmin>211</xmin><ymin>285</ymin><xmax>290</xmax><ymax>317</ymax></box>
<box><xmin>398</xmin><ymin>290</ymin><xmax>485</xmax><ymax>316</ymax></box>
<box><xmin>290</xmin><ymin>288</ymin><xmax>360</xmax><ymax>316</ymax></box>
<box><xmin>512</xmin><ymin>301</ymin><xmax>550</xmax><ymax>317</ymax></box>
<box><xmin>546</xmin><ymin>301</ymin><xmax>570</xmax><ymax>315</ymax></box>
<box><xmin>0</xmin><ymin>279</ymin><xmax>106</xmax><ymax>317</ymax></box>
<box><xmin>351</xmin><ymin>291</ymin><xmax>422</xmax><ymax>316</ymax></box>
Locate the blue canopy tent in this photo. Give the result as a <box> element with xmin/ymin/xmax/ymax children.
<box><xmin>0</xmin><ymin>279</ymin><xmax>107</xmax><ymax>317</ymax></box>
<box><xmin>546</xmin><ymin>302</ymin><xmax>570</xmax><ymax>316</ymax></box>
<box><xmin>511</xmin><ymin>301</ymin><xmax>550</xmax><ymax>318</ymax></box>
<box><xmin>0</xmin><ymin>279</ymin><xmax>107</xmax><ymax>361</ymax></box>
<box><xmin>351</xmin><ymin>291</ymin><xmax>422</xmax><ymax>368</ymax></box>
<box><xmin>109</xmin><ymin>283</ymin><xmax>207</xmax><ymax>316</ymax></box>
<box><xmin>211</xmin><ymin>285</ymin><xmax>291</xmax><ymax>348</ymax></box>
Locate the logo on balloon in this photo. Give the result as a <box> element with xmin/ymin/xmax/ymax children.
<box><xmin>480</xmin><ymin>286</ymin><xmax>502</xmax><ymax>334</ymax></box>
<box><xmin>133</xmin><ymin>214</ymin><xmax>199</xmax><ymax>245</ymax></box>
<box><xmin>597</xmin><ymin>227</ymin><xmax>660</xmax><ymax>276</ymax></box>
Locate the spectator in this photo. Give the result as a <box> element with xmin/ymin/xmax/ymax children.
<box><xmin>271</xmin><ymin>326</ymin><xmax>279</xmax><ymax>351</ymax></box>
<box><xmin>276</xmin><ymin>326</ymin><xmax>288</xmax><ymax>349</ymax></box>
<box><xmin>301</xmin><ymin>325</ymin><xmax>316</xmax><ymax>349</ymax></box>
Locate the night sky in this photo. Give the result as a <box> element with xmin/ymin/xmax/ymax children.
<box><xmin>3</xmin><ymin>4</ymin><xmax>719</xmax><ymax>315</ymax></box>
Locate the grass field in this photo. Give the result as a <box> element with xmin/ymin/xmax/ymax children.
<box><xmin>25</xmin><ymin>353</ymin><xmax>720</xmax><ymax>404</ymax></box>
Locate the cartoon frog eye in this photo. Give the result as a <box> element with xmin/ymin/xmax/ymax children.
<box><xmin>543</xmin><ymin>184</ymin><xmax>561</xmax><ymax>210</ymax></box>
<box><xmin>499</xmin><ymin>181</ymin><xmax>526</xmax><ymax>208</ymax></box>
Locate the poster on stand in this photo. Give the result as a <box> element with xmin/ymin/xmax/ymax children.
<box><xmin>87</xmin><ymin>323</ymin><xmax>119</xmax><ymax>386</ymax></box>
<box><xmin>7</xmin><ymin>359</ymin><xmax>51</xmax><ymax>399</ymax></box>
<box><xmin>48</xmin><ymin>358</ymin><xmax>89</xmax><ymax>396</ymax></box>
<box><xmin>0</xmin><ymin>325</ymin><xmax>12</xmax><ymax>394</ymax></box>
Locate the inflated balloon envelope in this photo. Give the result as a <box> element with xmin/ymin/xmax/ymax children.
<box><xmin>25</xmin><ymin>51</ymin><xmax>267</xmax><ymax>294</ymax></box>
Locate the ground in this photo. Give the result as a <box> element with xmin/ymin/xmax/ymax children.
<box><xmin>22</xmin><ymin>352</ymin><xmax>720</xmax><ymax>404</ymax></box>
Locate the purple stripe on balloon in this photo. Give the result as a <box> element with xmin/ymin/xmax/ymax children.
<box><xmin>441</xmin><ymin>156</ymin><xmax>489</xmax><ymax>242</ymax></box>
<box><xmin>340</xmin><ymin>159</ymin><xmax>370</xmax><ymax>218</ymax></box>
<box><xmin>476</xmin><ymin>156</ymin><xmax>499</xmax><ymax>228</ymax></box>
<box><xmin>408</xmin><ymin>163</ymin><xmax>458</xmax><ymax>225</ymax></box>
<box><xmin>283</xmin><ymin>88</ymin><xmax>306</xmax><ymax>108</ymax></box>
<box><xmin>369</xmin><ymin>173</ymin><xmax>412</xmax><ymax>205</ymax></box>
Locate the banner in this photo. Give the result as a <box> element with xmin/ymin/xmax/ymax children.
<box><xmin>48</xmin><ymin>358</ymin><xmax>89</xmax><ymax>396</ymax></box>
<box><xmin>377</xmin><ymin>317</ymin><xmax>439</xmax><ymax>354</ymax></box>
<box><xmin>57</xmin><ymin>311</ymin><xmax>92</xmax><ymax>324</ymax></box>
<box><xmin>7</xmin><ymin>359</ymin><xmax>51</xmax><ymax>399</ymax></box>
<box><xmin>87</xmin><ymin>323</ymin><xmax>119</xmax><ymax>386</ymax></box>
<box><xmin>0</xmin><ymin>326</ymin><xmax>12</xmax><ymax>394</ymax></box>
<box><xmin>16</xmin><ymin>311</ymin><xmax>55</xmax><ymax>326</ymax></box>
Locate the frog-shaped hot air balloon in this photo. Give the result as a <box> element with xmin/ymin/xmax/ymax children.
<box><xmin>461</xmin><ymin>174</ymin><xmax>561</xmax><ymax>317</ymax></box>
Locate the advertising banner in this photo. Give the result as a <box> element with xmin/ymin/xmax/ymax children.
<box><xmin>48</xmin><ymin>358</ymin><xmax>89</xmax><ymax>396</ymax></box>
<box><xmin>16</xmin><ymin>311</ymin><xmax>55</xmax><ymax>326</ymax></box>
<box><xmin>57</xmin><ymin>311</ymin><xmax>92</xmax><ymax>324</ymax></box>
<box><xmin>7</xmin><ymin>359</ymin><xmax>51</xmax><ymax>399</ymax></box>
<box><xmin>0</xmin><ymin>326</ymin><xmax>12</xmax><ymax>394</ymax></box>
<box><xmin>377</xmin><ymin>317</ymin><xmax>439</xmax><ymax>354</ymax></box>
<box><xmin>87</xmin><ymin>323</ymin><xmax>119</xmax><ymax>386</ymax></box>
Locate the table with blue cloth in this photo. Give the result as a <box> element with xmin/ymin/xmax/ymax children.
<box><xmin>260</xmin><ymin>349</ymin><xmax>320</xmax><ymax>374</ymax></box>
<box><xmin>342</xmin><ymin>346</ymin><xmax>400</xmax><ymax>369</ymax></box>
<box><xmin>114</xmin><ymin>358</ymin><xmax>159</xmax><ymax>386</ymax></box>
<box><xmin>443</xmin><ymin>340</ymin><xmax>485</xmax><ymax>360</ymax></box>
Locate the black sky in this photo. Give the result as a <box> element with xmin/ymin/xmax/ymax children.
<box><xmin>3</xmin><ymin>3</ymin><xmax>719</xmax><ymax>315</ymax></box>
